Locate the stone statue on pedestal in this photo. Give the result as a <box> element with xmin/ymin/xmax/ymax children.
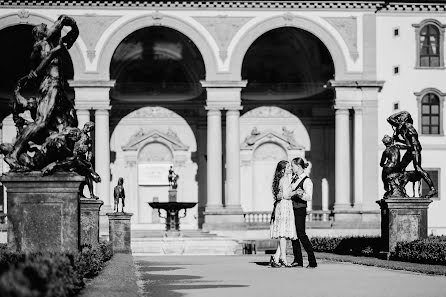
<box><xmin>114</xmin><ymin>177</ymin><xmax>125</xmax><ymax>213</ymax></box>
<box><xmin>381</xmin><ymin>111</ymin><xmax>437</xmax><ymax>198</ymax></box>
<box><xmin>168</xmin><ymin>166</ymin><xmax>179</xmax><ymax>189</ymax></box>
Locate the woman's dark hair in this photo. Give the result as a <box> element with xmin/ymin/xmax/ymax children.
<box><xmin>272</xmin><ymin>160</ymin><xmax>288</xmax><ymax>199</ymax></box>
<box><xmin>291</xmin><ymin>157</ymin><xmax>309</xmax><ymax>169</ymax></box>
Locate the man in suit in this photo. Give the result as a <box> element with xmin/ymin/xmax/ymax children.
<box><xmin>290</xmin><ymin>157</ymin><xmax>317</xmax><ymax>268</ymax></box>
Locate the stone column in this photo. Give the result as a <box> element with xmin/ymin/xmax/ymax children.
<box><xmin>76</xmin><ymin>108</ymin><xmax>90</xmax><ymax>129</ymax></box>
<box><xmin>225</xmin><ymin>109</ymin><xmax>241</xmax><ymax>209</ymax></box>
<box><xmin>201</xmin><ymin>80</ymin><xmax>247</xmax><ymax>230</ymax></box>
<box><xmin>80</xmin><ymin>198</ymin><xmax>104</xmax><ymax>248</ymax></box>
<box><xmin>205</xmin><ymin>108</ymin><xmax>223</xmax><ymax>210</ymax></box>
<box><xmin>95</xmin><ymin>109</ymin><xmax>111</xmax><ymax>208</ymax></box>
<box><xmin>334</xmin><ymin>108</ymin><xmax>351</xmax><ymax>211</ymax></box>
<box><xmin>353</xmin><ymin>108</ymin><xmax>363</xmax><ymax>209</ymax></box>
<box><xmin>106</xmin><ymin>212</ymin><xmax>133</xmax><ymax>253</ymax></box>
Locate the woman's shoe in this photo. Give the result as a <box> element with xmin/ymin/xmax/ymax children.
<box><xmin>279</xmin><ymin>258</ymin><xmax>291</xmax><ymax>267</ymax></box>
<box><xmin>270</xmin><ymin>256</ymin><xmax>281</xmax><ymax>268</ymax></box>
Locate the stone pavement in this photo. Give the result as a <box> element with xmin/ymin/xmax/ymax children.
<box><xmin>134</xmin><ymin>255</ymin><xmax>446</xmax><ymax>297</ymax></box>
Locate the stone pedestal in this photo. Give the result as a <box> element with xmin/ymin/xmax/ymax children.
<box><xmin>377</xmin><ymin>198</ymin><xmax>432</xmax><ymax>255</ymax></box>
<box><xmin>168</xmin><ymin>189</ymin><xmax>177</xmax><ymax>202</ymax></box>
<box><xmin>80</xmin><ymin>198</ymin><xmax>104</xmax><ymax>248</ymax></box>
<box><xmin>106</xmin><ymin>212</ymin><xmax>133</xmax><ymax>253</ymax></box>
<box><xmin>1</xmin><ymin>172</ymin><xmax>84</xmax><ymax>253</ymax></box>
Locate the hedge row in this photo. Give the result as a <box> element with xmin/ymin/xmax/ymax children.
<box><xmin>311</xmin><ymin>236</ymin><xmax>446</xmax><ymax>265</ymax></box>
<box><xmin>310</xmin><ymin>236</ymin><xmax>381</xmax><ymax>257</ymax></box>
<box><xmin>0</xmin><ymin>241</ymin><xmax>113</xmax><ymax>297</ymax></box>
<box><xmin>392</xmin><ymin>237</ymin><xmax>446</xmax><ymax>265</ymax></box>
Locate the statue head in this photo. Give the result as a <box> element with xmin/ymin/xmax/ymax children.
<box><xmin>382</xmin><ymin>135</ymin><xmax>393</xmax><ymax>146</ymax></box>
<box><xmin>82</xmin><ymin>121</ymin><xmax>95</xmax><ymax>133</ymax></box>
<box><xmin>32</xmin><ymin>23</ymin><xmax>48</xmax><ymax>41</ymax></box>
<box><xmin>118</xmin><ymin>177</ymin><xmax>124</xmax><ymax>186</ymax></box>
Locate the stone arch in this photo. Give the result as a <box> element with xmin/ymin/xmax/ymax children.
<box><xmin>0</xmin><ymin>13</ymin><xmax>86</xmax><ymax>76</ymax></box>
<box><xmin>97</xmin><ymin>14</ymin><xmax>218</xmax><ymax>81</ymax></box>
<box><xmin>138</xmin><ymin>142</ymin><xmax>174</xmax><ymax>163</ymax></box>
<box><xmin>229</xmin><ymin>15</ymin><xmax>349</xmax><ymax>81</ymax></box>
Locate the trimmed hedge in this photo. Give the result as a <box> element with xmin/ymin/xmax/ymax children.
<box><xmin>392</xmin><ymin>237</ymin><xmax>446</xmax><ymax>265</ymax></box>
<box><xmin>310</xmin><ymin>236</ymin><xmax>381</xmax><ymax>257</ymax></box>
<box><xmin>0</xmin><ymin>241</ymin><xmax>113</xmax><ymax>297</ymax></box>
<box><xmin>311</xmin><ymin>236</ymin><xmax>446</xmax><ymax>265</ymax></box>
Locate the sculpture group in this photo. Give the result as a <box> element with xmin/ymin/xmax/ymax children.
<box><xmin>0</xmin><ymin>15</ymin><xmax>100</xmax><ymax>199</ymax></box>
<box><xmin>380</xmin><ymin>111</ymin><xmax>437</xmax><ymax>199</ymax></box>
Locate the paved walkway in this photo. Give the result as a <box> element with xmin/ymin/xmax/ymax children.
<box><xmin>134</xmin><ymin>255</ymin><xmax>446</xmax><ymax>297</ymax></box>
<box><xmin>80</xmin><ymin>254</ymin><xmax>140</xmax><ymax>297</ymax></box>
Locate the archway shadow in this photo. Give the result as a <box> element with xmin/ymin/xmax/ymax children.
<box><xmin>136</xmin><ymin>260</ymin><xmax>249</xmax><ymax>297</ymax></box>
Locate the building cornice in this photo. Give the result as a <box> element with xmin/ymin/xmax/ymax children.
<box><xmin>0</xmin><ymin>1</ymin><xmax>445</xmax><ymax>12</ymax></box>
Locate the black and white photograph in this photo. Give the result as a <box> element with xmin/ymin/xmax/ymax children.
<box><xmin>0</xmin><ymin>0</ymin><xmax>445</xmax><ymax>296</ymax></box>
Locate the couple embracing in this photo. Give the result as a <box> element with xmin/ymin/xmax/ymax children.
<box><xmin>269</xmin><ymin>157</ymin><xmax>317</xmax><ymax>268</ymax></box>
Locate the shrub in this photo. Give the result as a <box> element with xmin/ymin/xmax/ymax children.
<box><xmin>392</xmin><ymin>237</ymin><xmax>446</xmax><ymax>265</ymax></box>
<box><xmin>0</xmin><ymin>241</ymin><xmax>114</xmax><ymax>297</ymax></box>
<box><xmin>0</xmin><ymin>253</ymin><xmax>83</xmax><ymax>297</ymax></box>
<box><xmin>310</xmin><ymin>236</ymin><xmax>381</xmax><ymax>257</ymax></box>
<box><xmin>98</xmin><ymin>240</ymin><xmax>113</xmax><ymax>262</ymax></box>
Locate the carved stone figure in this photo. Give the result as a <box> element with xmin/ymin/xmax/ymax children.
<box><xmin>1</xmin><ymin>15</ymin><xmax>80</xmax><ymax>172</ymax></box>
<box><xmin>168</xmin><ymin>166</ymin><xmax>179</xmax><ymax>189</ymax></box>
<box><xmin>383</xmin><ymin>111</ymin><xmax>437</xmax><ymax>198</ymax></box>
<box><xmin>244</xmin><ymin>127</ymin><xmax>260</xmax><ymax>146</ymax></box>
<box><xmin>114</xmin><ymin>177</ymin><xmax>125</xmax><ymax>213</ymax></box>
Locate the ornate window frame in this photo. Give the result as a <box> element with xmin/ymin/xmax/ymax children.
<box><xmin>421</xmin><ymin>168</ymin><xmax>441</xmax><ymax>200</ymax></box>
<box><xmin>413</xmin><ymin>19</ymin><xmax>446</xmax><ymax>69</ymax></box>
<box><xmin>414</xmin><ymin>88</ymin><xmax>445</xmax><ymax>136</ymax></box>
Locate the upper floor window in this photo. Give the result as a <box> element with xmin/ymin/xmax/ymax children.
<box><xmin>421</xmin><ymin>93</ymin><xmax>440</xmax><ymax>134</ymax></box>
<box><xmin>413</xmin><ymin>19</ymin><xmax>446</xmax><ymax>68</ymax></box>
<box><xmin>420</xmin><ymin>25</ymin><xmax>440</xmax><ymax>67</ymax></box>
<box><xmin>415</xmin><ymin>88</ymin><xmax>445</xmax><ymax>135</ymax></box>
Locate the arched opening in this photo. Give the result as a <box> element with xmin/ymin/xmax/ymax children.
<box><xmin>242</xmin><ymin>27</ymin><xmax>334</xmax><ymax>101</ymax></box>
<box><xmin>110</xmin><ymin>26</ymin><xmax>206</xmax><ymax>102</ymax></box>
<box><xmin>0</xmin><ymin>24</ymin><xmax>74</xmax><ymax>121</ymax></box>
<box><xmin>110</xmin><ymin>106</ymin><xmax>198</xmax><ymax>229</ymax></box>
<box><xmin>241</xmin><ymin>28</ymin><xmax>336</xmax><ymax>210</ymax></box>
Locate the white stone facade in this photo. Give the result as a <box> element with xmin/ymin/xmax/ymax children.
<box><xmin>0</xmin><ymin>1</ymin><xmax>445</xmax><ymax>234</ymax></box>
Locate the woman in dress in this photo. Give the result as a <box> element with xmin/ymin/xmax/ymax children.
<box><xmin>270</xmin><ymin>160</ymin><xmax>298</xmax><ymax>267</ymax></box>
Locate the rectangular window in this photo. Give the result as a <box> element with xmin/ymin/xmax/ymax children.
<box><xmin>421</xmin><ymin>169</ymin><xmax>440</xmax><ymax>199</ymax></box>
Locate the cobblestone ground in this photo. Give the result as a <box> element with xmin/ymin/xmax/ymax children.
<box><xmin>134</xmin><ymin>255</ymin><xmax>446</xmax><ymax>297</ymax></box>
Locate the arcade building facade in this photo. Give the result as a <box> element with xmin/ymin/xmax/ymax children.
<box><xmin>0</xmin><ymin>0</ymin><xmax>445</xmax><ymax>236</ymax></box>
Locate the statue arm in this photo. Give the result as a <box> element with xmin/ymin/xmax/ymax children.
<box><xmin>122</xmin><ymin>188</ymin><xmax>126</xmax><ymax>198</ymax></box>
<box><xmin>47</xmin><ymin>15</ymin><xmax>79</xmax><ymax>49</ymax></box>
<box><xmin>387</xmin><ymin>113</ymin><xmax>400</xmax><ymax>127</ymax></box>
<box><xmin>380</xmin><ymin>152</ymin><xmax>387</xmax><ymax>167</ymax></box>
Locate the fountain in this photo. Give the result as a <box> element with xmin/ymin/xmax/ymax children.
<box><xmin>148</xmin><ymin>166</ymin><xmax>197</xmax><ymax>234</ymax></box>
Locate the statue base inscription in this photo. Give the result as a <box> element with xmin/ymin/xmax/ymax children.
<box><xmin>80</xmin><ymin>198</ymin><xmax>104</xmax><ymax>248</ymax></box>
<box><xmin>2</xmin><ymin>172</ymin><xmax>84</xmax><ymax>253</ymax></box>
<box><xmin>376</xmin><ymin>198</ymin><xmax>432</xmax><ymax>257</ymax></box>
<box><xmin>106</xmin><ymin>212</ymin><xmax>133</xmax><ymax>253</ymax></box>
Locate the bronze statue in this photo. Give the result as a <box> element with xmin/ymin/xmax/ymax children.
<box><xmin>387</xmin><ymin>111</ymin><xmax>437</xmax><ymax>198</ymax></box>
<box><xmin>2</xmin><ymin>15</ymin><xmax>79</xmax><ymax>172</ymax></box>
<box><xmin>380</xmin><ymin>135</ymin><xmax>405</xmax><ymax>198</ymax></box>
<box><xmin>382</xmin><ymin>111</ymin><xmax>437</xmax><ymax>198</ymax></box>
<box><xmin>168</xmin><ymin>166</ymin><xmax>179</xmax><ymax>189</ymax></box>
<box><xmin>114</xmin><ymin>177</ymin><xmax>125</xmax><ymax>213</ymax></box>
<box><xmin>75</xmin><ymin>122</ymin><xmax>101</xmax><ymax>199</ymax></box>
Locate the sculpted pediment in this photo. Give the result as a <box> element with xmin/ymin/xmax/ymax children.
<box><xmin>122</xmin><ymin>128</ymin><xmax>189</xmax><ymax>151</ymax></box>
<box><xmin>241</xmin><ymin>127</ymin><xmax>305</xmax><ymax>150</ymax></box>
